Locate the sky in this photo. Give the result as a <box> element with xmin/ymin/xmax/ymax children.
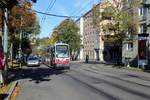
<box><xmin>33</xmin><ymin>0</ymin><xmax>100</xmax><ymax>38</ymax></box>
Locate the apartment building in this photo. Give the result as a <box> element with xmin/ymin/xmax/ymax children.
<box><xmin>76</xmin><ymin>17</ymin><xmax>84</xmax><ymax>60</ymax></box>
<box><xmin>77</xmin><ymin>0</ymin><xmax>123</xmax><ymax>62</ymax></box>
<box><xmin>98</xmin><ymin>0</ymin><xmax>123</xmax><ymax>64</ymax></box>
<box><xmin>122</xmin><ymin>0</ymin><xmax>150</xmax><ymax>67</ymax></box>
<box><xmin>76</xmin><ymin>9</ymin><xmax>100</xmax><ymax>61</ymax></box>
<box><xmin>83</xmin><ymin>10</ymin><xmax>100</xmax><ymax>61</ymax></box>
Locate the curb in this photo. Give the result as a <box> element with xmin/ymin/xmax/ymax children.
<box><xmin>44</xmin><ymin>63</ymin><xmax>51</xmax><ymax>68</ymax></box>
<box><xmin>4</xmin><ymin>81</ymin><xmax>18</xmax><ymax>100</ymax></box>
<box><xmin>122</xmin><ymin>67</ymin><xmax>143</xmax><ymax>72</ymax></box>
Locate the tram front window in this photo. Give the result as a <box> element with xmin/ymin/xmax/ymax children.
<box><xmin>56</xmin><ymin>45</ymin><xmax>69</xmax><ymax>58</ymax></box>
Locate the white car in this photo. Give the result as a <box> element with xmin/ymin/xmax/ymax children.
<box><xmin>27</xmin><ymin>56</ymin><xmax>40</xmax><ymax>67</ymax></box>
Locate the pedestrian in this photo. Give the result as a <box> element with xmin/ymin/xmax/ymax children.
<box><xmin>85</xmin><ymin>54</ymin><xmax>89</xmax><ymax>63</ymax></box>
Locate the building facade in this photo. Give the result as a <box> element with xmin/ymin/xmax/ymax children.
<box><xmin>77</xmin><ymin>0</ymin><xmax>123</xmax><ymax>62</ymax></box>
<box><xmin>99</xmin><ymin>0</ymin><xmax>123</xmax><ymax>64</ymax></box>
<box><xmin>122</xmin><ymin>0</ymin><xmax>150</xmax><ymax>67</ymax></box>
<box><xmin>83</xmin><ymin>10</ymin><xmax>100</xmax><ymax>61</ymax></box>
<box><xmin>76</xmin><ymin>10</ymin><xmax>100</xmax><ymax>61</ymax></box>
<box><xmin>76</xmin><ymin>17</ymin><xmax>84</xmax><ymax>60</ymax></box>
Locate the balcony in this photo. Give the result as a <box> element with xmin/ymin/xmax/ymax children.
<box><xmin>141</xmin><ymin>0</ymin><xmax>150</xmax><ymax>7</ymax></box>
<box><xmin>101</xmin><ymin>12</ymin><xmax>112</xmax><ymax>20</ymax></box>
<box><xmin>140</xmin><ymin>16</ymin><xmax>147</xmax><ymax>21</ymax></box>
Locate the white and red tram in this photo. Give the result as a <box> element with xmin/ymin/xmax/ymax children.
<box><xmin>44</xmin><ymin>42</ymin><xmax>70</xmax><ymax>69</ymax></box>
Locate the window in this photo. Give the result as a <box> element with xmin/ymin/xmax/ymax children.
<box><xmin>127</xmin><ymin>0</ymin><xmax>132</xmax><ymax>4</ymax></box>
<box><xmin>126</xmin><ymin>42</ymin><xmax>133</xmax><ymax>50</ymax></box>
<box><xmin>139</xmin><ymin>6</ymin><xmax>147</xmax><ymax>17</ymax></box>
<box><xmin>56</xmin><ymin>45</ymin><xmax>69</xmax><ymax>58</ymax></box>
<box><xmin>140</xmin><ymin>23</ymin><xmax>147</xmax><ymax>33</ymax></box>
<box><xmin>139</xmin><ymin>7</ymin><xmax>143</xmax><ymax>16</ymax></box>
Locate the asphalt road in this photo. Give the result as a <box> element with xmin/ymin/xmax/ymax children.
<box><xmin>16</xmin><ymin>62</ymin><xmax>150</xmax><ymax>100</ymax></box>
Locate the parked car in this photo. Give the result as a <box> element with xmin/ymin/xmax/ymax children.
<box><xmin>27</xmin><ymin>56</ymin><xmax>40</xmax><ymax>67</ymax></box>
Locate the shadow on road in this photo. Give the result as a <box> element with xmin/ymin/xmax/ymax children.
<box><xmin>8</xmin><ymin>65</ymin><xmax>66</xmax><ymax>84</ymax></box>
<box><xmin>83</xmin><ymin>61</ymin><xmax>101</xmax><ymax>64</ymax></box>
<box><xmin>0</xmin><ymin>94</ymin><xmax>8</xmax><ymax>100</ymax></box>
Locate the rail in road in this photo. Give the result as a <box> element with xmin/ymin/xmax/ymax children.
<box><xmin>15</xmin><ymin>63</ymin><xmax>150</xmax><ymax>100</ymax></box>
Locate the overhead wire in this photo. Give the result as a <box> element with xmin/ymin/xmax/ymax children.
<box><xmin>43</xmin><ymin>0</ymin><xmax>56</xmax><ymax>21</ymax></box>
<box><xmin>41</xmin><ymin>0</ymin><xmax>56</xmax><ymax>24</ymax></box>
<box><xmin>32</xmin><ymin>1</ymin><xmax>98</xmax><ymax>19</ymax></box>
<box><xmin>32</xmin><ymin>9</ymin><xmax>80</xmax><ymax>18</ymax></box>
<box><xmin>41</xmin><ymin>0</ymin><xmax>54</xmax><ymax>23</ymax></box>
<box><xmin>71</xmin><ymin>0</ymin><xmax>94</xmax><ymax>17</ymax></box>
<box><xmin>69</xmin><ymin>0</ymin><xmax>87</xmax><ymax>15</ymax></box>
<box><xmin>37</xmin><ymin>0</ymin><xmax>99</xmax><ymax>20</ymax></box>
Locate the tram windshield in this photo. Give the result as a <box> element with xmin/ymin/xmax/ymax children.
<box><xmin>56</xmin><ymin>45</ymin><xmax>69</xmax><ymax>58</ymax></box>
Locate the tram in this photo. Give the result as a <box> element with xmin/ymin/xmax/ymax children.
<box><xmin>44</xmin><ymin>42</ymin><xmax>70</xmax><ymax>69</ymax></box>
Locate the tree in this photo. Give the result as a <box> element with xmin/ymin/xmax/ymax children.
<box><xmin>34</xmin><ymin>37</ymin><xmax>51</xmax><ymax>56</ymax></box>
<box><xmin>8</xmin><ymin>2</ymin><xmax>40</xmax><ymax>59</ymax></box>
<box><xmin>0</xmin><ymin>0</ymin><xmax>37</xmax><ymax>85</ymax></box>
<box><xmin>51</xmin><ymin>19</ymin><xmax>81</xmax><ymax>58</ymax></box>
<box><xmin>50</xmin><ymin>28</ymin><xmax>60</xmax><ymax>44</ymax></box>
<box><xmin>92</xmin><ymin>0</ymin><xmax>140</xmax><ymax>43</ymax></box>
<box><xmin>9</xmin><ymin>2</ymin><xmax>36</xmax><ymax>34</ymax></box>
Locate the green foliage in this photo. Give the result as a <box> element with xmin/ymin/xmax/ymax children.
<box><xmin>92</xmin><ymin>0</ymin><xmax>140</xmax><ymax>43</ymax></box>
<box><xmin>92</xmin><ymin>5</ymin><xmax>100</xmax><ymax>28</ymax></box>
<box><xmin>9</xmin><ymin>2</ymin><xmax>40</xmax><ymax>57</ymax></box>
<box><xmin>52</xmin><ymin>19</ymin><xmax>81</xmax><ymax>53</ymax></box>
<box><xmin>101</xmin><ymin>5</ymin><xmax>127</xmax><ymax>43</ymax></box>
<box><xmin>21</xmin><ymin>37</ymin><xmax>32</xmax><ymax>55</ymax></box>
<box><xmin>51</xmin><ymin>28</ymin><xmax>60</xmax><ymax>44</ymax></box>
<box><xmin>21</xmin><ymin>17</ymin><xmax>40</xmax><ymax>36</ymax></box>
<box><xmin>36</xmin><ymin>37</ymin><xmax>48</xmax><ymax>46</ymax></box>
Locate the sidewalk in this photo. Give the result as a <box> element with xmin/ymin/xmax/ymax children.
<box><xmin>0</xmin><ymin>67</ymin><xmax>23</xmax><ymax>100</ymax></box>
<box><xmin>75</xmin><ymin>60</ymin><xmax>118</xmax><ymax>65</ymax></box>
<box><xmin>74</xmin><ymin>60</ymin><xmax>144</xmax><ymax>72</ymax></box>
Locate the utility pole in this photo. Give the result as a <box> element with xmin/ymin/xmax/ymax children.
<box><xmin>3</xmin><ymin>8</ymin><xmax>8</xmax><ymax>84</ymax></box>
<box><xmin>19</xmin><ymin>16</ymin><xmax>22</xmax><ymax>68</ymax></box>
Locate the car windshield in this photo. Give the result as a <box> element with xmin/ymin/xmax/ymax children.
<box><xmin>56</xmin><ymin>45</ymin><xmax>69</xmax><ymax>58</ymax></box>
<box><xmin>28</xmin><ymin>57</ymin><xmax>38</xmax><ymax>60</ymax></box>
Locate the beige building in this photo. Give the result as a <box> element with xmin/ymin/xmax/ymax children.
<box><xmin>98</xmin><ymin>0</ymin><xmax>123</xmax><ymax>63</ymax></box>
<box><xmin>122</xmin><ymin>0</ymin><xmax>150</xmax><ymax>67</ymax></box>
<box><xmin>77</xmin><ymin>0</ymin><xmax>150</xmax><ymax>66</ymax></box>
<box><xmin>76</xmin><ymin>9</ymin><xmax>100</xmax><ymax>61</ymax></box>
<box><xmin>77</xmin><ymin>0</ymin><xmax>123</xmax><ymax>62</ymax></box>
<box><xmin>76</xmin><ymin>17</ymin><xmax>84</xmax><ymax>60</ymax></box>
<box><xmin>82</xmin><ymin>10</ymin><xmax>100</xmax><ymax>61</ymax></box>
<box><xmin>98</xmin><ymin>1</ymin><xmax>113</xmax><ymax>62</ymax></box>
